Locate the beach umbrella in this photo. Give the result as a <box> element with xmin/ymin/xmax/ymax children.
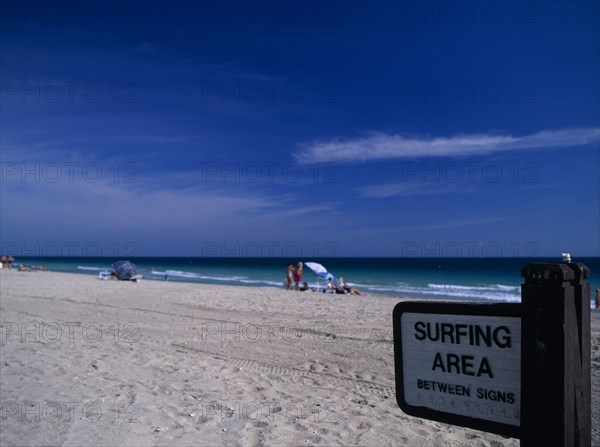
<box><xmin>112</xmin><ymin>260</ymin><xmax>137</xmax><ymax>279</ymax></box>
<box><xmin>305</xmin><ymin>262</ymin><xmax>328</xmax><ymax>278</ymax></box>
<box><xmin>305</xmin><ymin>262</ymin><xmax>340</xmax><ymax>289</ymax></box>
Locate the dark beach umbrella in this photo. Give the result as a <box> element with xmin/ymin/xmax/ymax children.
<box><xmin>112</xmin><ymin>260</ymin><xmax>137</xmax><ymax>279</ymax></box>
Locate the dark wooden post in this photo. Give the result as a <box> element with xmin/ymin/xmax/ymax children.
<box><xmin>566</xmin><ymin>262</ymin><xmax>591</xmax><ymax>447</ymax></box>
<box><xmin>520</xmin><ymin>262</ymin><xmax>591</xmax><ymax>447</ymax></box>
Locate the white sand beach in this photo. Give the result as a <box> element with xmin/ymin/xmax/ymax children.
<box><xmin>1</xmin><ymin>270</ymin><xmax>598</xmax><ymax>446</ymax></box>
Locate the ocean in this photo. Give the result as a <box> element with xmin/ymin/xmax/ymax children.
<box><xmin>9</xmin><ymin>256</ymin><xmax>600</xmax><ymax>305</ymax></box>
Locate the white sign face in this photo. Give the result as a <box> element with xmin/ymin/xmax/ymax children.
<box><xmin>401</xmin><ymin>312</ymin><xmax>521</xmax><ymax>426</ymax></box>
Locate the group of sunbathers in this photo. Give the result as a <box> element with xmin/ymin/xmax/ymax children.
<box><xmin>1</xmin><ymin>255</ymin><xmax>48</xmax><ymax>272</ymax></box>
<box><xmin>326</xmin><ymin>276</ymin><xmax>364</xmax><ymax>295</ymax></box>
<box><xmin>285</xmin><ymin>261</ymin><xmax>363</xmax><ymax>295</ymax></box>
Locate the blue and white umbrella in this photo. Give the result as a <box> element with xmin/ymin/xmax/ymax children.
<box><xmin>305</xmin><ymin>262</ymin><xmax>337</xmax><ymax>287</ymax></box>
<box><xmin>305</xmin><ymin>262</ymin><xmax>327</xmax><ymax>278</ymax></box>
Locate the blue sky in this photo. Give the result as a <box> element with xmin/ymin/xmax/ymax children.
<box><xmin>1</xmin><ymin>0</ymin><xmax>599</xmax><ymax>257</ymax></box>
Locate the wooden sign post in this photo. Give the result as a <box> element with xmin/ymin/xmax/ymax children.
<box><xmin>521</xmin><ymin>262</ymin><xmax>591</xmax><ymax>447</ymax></box>
<box><xmin>393</xmin><ymin>261</ymin><xmax>591</xmax><ymax>446</ymax></box>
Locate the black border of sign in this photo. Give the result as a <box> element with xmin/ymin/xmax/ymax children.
<box><xmin>392</xmin><ymin>301</ymin><xmax>522</xmax><ymax>439</ymax></box>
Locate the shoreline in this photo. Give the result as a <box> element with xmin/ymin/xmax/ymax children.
<box><xmin>1</xmin><ymin>269</ymin><xmax>598</xmax><ymax>446</ymax></box>
<box><xmin>1</xmin><ymin>260</ymin><xmax>530</xmax><ymax>303</ymax></box>
<box><xmin>8</xmin><ymin>256</ymin><xmax>600</xmax><ymax>304</ymax></box>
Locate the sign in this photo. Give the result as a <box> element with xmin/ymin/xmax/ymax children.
<box><xmin>393</xmin><ymin>302</ymin><xmax>521</xmax><ymax>438</ymax></box>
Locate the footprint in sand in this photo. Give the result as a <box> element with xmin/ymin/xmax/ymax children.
<box><xmin>349</xmin><ymin>420</ymin><xmax>371</xmax><ymax>431</ymax></box>
<box><xmin>294</xmin><ymin>422</ymin><xmax>308</xmax><ymax>432</ymax></box>
<box><xmin>310</xmin><ymin>427</ymin><xmax>330</xmax><ymax>437</ymax></box>
<box><xmin>309</xmin><ymin>362</ymin><xmax>326</xmax><ymax>373</ymax></box>
<box><xmin>220</xmin><ymin>366</ymin><xmax>241</xmax><ymax>374</ymax></box>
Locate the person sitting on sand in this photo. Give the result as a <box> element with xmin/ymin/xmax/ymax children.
<box><xmin>299</xmin><ymin>281</ymin><xmax>315</xmax><ymax>292</ymax></box>
<box><xmin>17</xmin><ymin>264</ymin><xmax>32</xmax><ymax>272</ymax></box>
<box><xmin>326</xmin><ymin>278</ymin><xmax>335</xmax><ymax>292</ymax></box>
<box><xmin>338</xmin><ymin>277</ymin><xmax>364</xmax><ymax>296</ymax></box>
<box><xmin>294</xmin><ymin>262</ymin><xmax>303</xmax><ymax>291</ymax></box>
<box><xmin>327</xmin><ymin>278</ymin><xmax>346</xmax><ymax>294</ymax></box>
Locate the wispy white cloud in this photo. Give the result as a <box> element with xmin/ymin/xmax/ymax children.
<box><xmin>334</xmin><ymin>216</ymin><xmax>511</xmax><ymax>235</ymax></box>
<box><xmin>0</xmin><ymin>167</ymin><xmax>342</xmax><ymax>246</ymax></box>
<box><xmin>357</xmin><ymin>182</ymin><xmax>468</xmax><ymax>199</ymax></box>
<box><xmin>296</xmin><ymin>127</ymin><xmax>600</xmax><ymax>163</ymax></box>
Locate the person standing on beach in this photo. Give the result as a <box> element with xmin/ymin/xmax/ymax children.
<box><xmin>595</xmin><ymin>289</ymin><xmax>600</xmax><ymax>311</ymax></box>
<box><xmin>286</xmin><ymin>263</ymin><xmax>294</xmax><ymax>290</ymax></box>
<box><xmin>7</xmin><ymin>255</ymin><xmax>14</xmax><ymax>268</ymax></box>
<box><xmin>294</xmin><ymin>262</ymin><xmax>303</xmax><ymax>291</ymax></box>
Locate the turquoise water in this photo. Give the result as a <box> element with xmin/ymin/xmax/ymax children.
<box><xmin>10</xmin><ymin>256</ymin><xmax>599</xmax><ymax>305</ymax></box>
